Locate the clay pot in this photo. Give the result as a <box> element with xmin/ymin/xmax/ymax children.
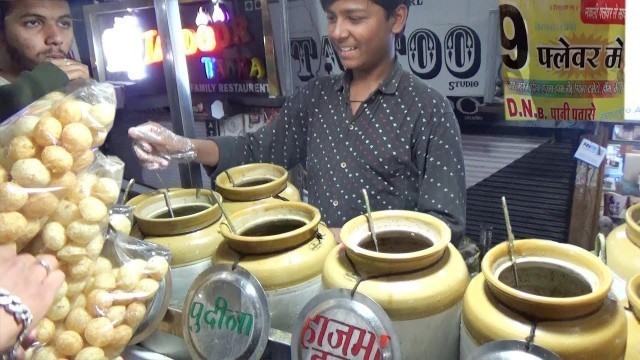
<box><xmin>323</xmin><ymin>210</ymin><xmax>469</xmax><ymax>360</ymax></box>
<box><xmin>461</xmin><ymin>239</ymin><xmax>627</xmax><ymax>360</ymax></box>
<box><xmin>214</xmin><ymin>163</ymin><xmax>300</xmax><ymax>214</ymax></box>
<box><xmin>625</xmin><ymin>274</ymin><xmax>640</xmax><ymax>360</ymax></box>
<box><xmin>606</xmin><ymin>203</ymin><xmax>640</xmax><ymax>281</ymax></box>
<box><xmin>213</xmin><ymin>202</ymin><xmax>336</xmax><ymax>332</ymax></box>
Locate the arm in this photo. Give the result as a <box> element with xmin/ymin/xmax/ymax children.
<box><xmin>0</xmin><ymin>62</ymin><xmax>69</xmax><ymax>122</ymax></box>
<box><xmin>413</xmin><ymin>96</ymin><xmax>466</xmax><ymax>247</ymax></box>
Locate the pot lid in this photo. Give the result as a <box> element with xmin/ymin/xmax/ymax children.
<box><xmin>182</xmin><ymin>264</ymin><xmax>270</xmax><ymax>360</ymax></box>
<box><xmin>465</xmin><ymin>340</ymin><xmax>561</xmax><ymax>360</ymax></box>
<box><xmin>290</xmin><ymin>289</ymin><xmax>400</xmax><ymax>360</ymax></box>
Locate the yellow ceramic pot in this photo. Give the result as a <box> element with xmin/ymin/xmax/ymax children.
<box><xmin>606</xmin><ymin>203</ymin><xmax>640</xmax><ymax>282</ymax></box>
<box><xmin>625</xmin><ymin>274</ymin><xmax>640</xmax><ymax>360</ymax></box>
<box><xmin>214</xmin><ymin>163</ymin><xmax>300</xmax><ymax>214</ymax></box>
<box><xmin>461</xmin><ymin>239</ymin><xmax>627</xmax><ymax>360</ymax></box>
<box><xmin>132</xmin><ymin>189</ymin><xmax>224</xmax><ymax>266</ymax></box>
<box><xmin>213</xmin><ymin>202</ymin><xmax>336</xmax><ymax>332</ymax></box>
<box><xmin>322</xmin><ymin>210</ymin><xmax>469</xmax><ymax>360</ymax></box>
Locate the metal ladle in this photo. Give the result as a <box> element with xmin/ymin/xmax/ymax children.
<box><xmin>501</xmin><ymin>196</ymin><xmax>520</xmax><ymax>289</ymax></box>
<box><xmin>362</xmin><ymin>189</ymin><xmax>379</xmax><ymax>252</ymax></box>
<box><xmin>154</xmin><ymin>172</ymin><xmax>175</xmax><ymax>218</ymax></box>
<box><xmin>209</xmin><ymin>192</ymin><xmax>238</xmax><ymax>235</ymax></box>
<box><xmin>224</xmin><ymin>170</ymin><xmax>237</xmax><ymax>187</ymax></box>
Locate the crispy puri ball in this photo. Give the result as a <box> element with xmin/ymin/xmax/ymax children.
<box><xmin>84</xmin><ymin>317</ymin><xmax>114</xmax><ymax>347</ymax></box>
<box><xmin>133</xmin><ymin>278</ymin><xmax>159</xmax><ymax>301</ymax></box>
<box><xmin>15</xmin><ymin>217</ymin><xmax>43</xmax><ymax>249</ymax></box>
<box><xmin>124</xmin><ymin>302</ymin><xmax>146</xmax><ymax>328</ymax></box>
<box><xmin>78</xmin><ymin>196</ymin><xmax>108</xmax><ymax>223</ymax></box>
<box><xmin>11</xmin><ymin>158</ymin><xmax>50</xmax><ymax>188</ymax></box>
<box><xmin>94</xmin><ymin>272</ymin><xmax>117</xmax><ymax>291</ymax></box>
<box><xmin>46</xmin><ymin>296</ymin><xmax>71</xmax><ymax>322</ymax></box>
<box><xmin>87</xmin><ymin>103</ymin><xmax>116</xmax><ymax>128</ymax></box>
<box><xmin>42</xmin><ymin>221</ymin><xmax>67</xmax><ymax>251</ymax></box>
<box><xmin>32</xmin><ymin>346</ymin><xmax>60</xmax><ymax>360</ymax></box>
<box><xmin>67</xmin><ymin>174</ymin><xmax>97</xmax><ymax>204</ymax></box>
<box><xmin>0</xmin><ymin>211</ymin><xmax>27</xmax><ymax>244</ymax></box>
<box><xmin>109</xmin><ymin>214</ymin><xmax>132</xmax><ymax>236</ymax></box>
<box><xmin>54</xmin><ymin>330</ymin><xmax>83</xmax><ymax>357</ymax></box>
<box><xmin>91</xmin><ymin>129</ymin><xmax>108</xmax><ymax>148</ymax></box>
<box><xmin>35</xmin><ymin>317</ymin><xmax>56</xmax><ymax>344</ymax></box>
<box><xmin>110</xmin><ymin>324</ymin><xmax>133</xmax><ymax>348</ymax></box>
<box><xmin>66</xmin><ymin>220</ymin><xmax>101</xmax><ymax>246</ymax></box>
<box><xmin>66</xmin><ymin>281</ymin><xmax>87</xmax><ymax>298</ymax></box>
<box><xmin>106</xmin><ymin>305</ymin><xmax>126</xmax><ymax>327</ymax></box>
<box><xmin>0</xmin><ymin>147</ymin><xmax>13</xmax><ymax>171</ymax></box>
<box><xmin>42</xmin><ymin>91</ymin><xmax>66</xmax><ymax>102</ymax></box>
<box><xmin>52</xmin><ymin>100</ymin><xmax>92</xmax><ymax>126</ymax></box>
<box><xmin>25</xmin><ymin>100</ymin><xmax>53</xmax><ymax>116</ymax></box>
<box><xmin>117</xmin><ymin>260</ymin><xmax>145</xmax><ymax>291</ymax></box>
<box><xmin>86</xmin><ymin>235</ymin><xmax>105</xmax><ymax>259</ymax></box>
<box><xmin>68</xmin><ymin>256</ymin><xmax>94</xmax><ymax>280</ymax></box>
<box><xmin>0</xmin><ymin>182</ymin><xmax>28</xmax><ymax>212</ymax></box>
<box><xmin>64</xmin><ymin>307</ymin><xmax>93</xmax><ymax>334</ymax></box>
<box><xmin>94</xmin><ymin>257</ymin><xmax>113</xmax><ymax>274</ymax></box>
<box><xmin>48</xmin><ymin>171</ymin><xmax>76</xmax><ymax>195</ymax></box>
<box><xmin>12</xmin><ymin>115</ymin><xmax>40</xmax><ymax>137</ymax></box>
<box><xmin>71</xmin><ymin>149</ymin><xmax>95</xmax><ymax>173</ymax></box>
<box><xmin>8</xmin><ymin>136</ymin><xmax>37</xmax><ymax>160</ymax></box>
<box><xmin>33</xmin><ymin>116</ymin><xmax>62</xmax><ymax>147</ymax></box>
<box><xmin>87</xmin><ymin>289</ymin><xmax>113</xmax><ymax>317</ymax></box>
<box><xmin>92</xmin><ymin>177</ymin><xmax>119</xmax><ymax>205</ymax></box>
<box><xmin>56</xmin><ymin>245</ymin><xmax>88</xmax><ymax>263</ymax></box>
<box><xmin>60</xmin><ymin>122</ymin><xmax>92</xmax><ymax>154</ymax></box>
<box><xmin>145</xmin><ymin>256</ymin><xmax>169</xmax><ymax>281</ymax></box>
<box><xmin>22</xmin><ymin>192</ymin><xmax>59</xmax><ymax>218</ymax></box>
<box><xmin>51</xmin><ymin>200</ymin><xmax>81</xmax><ymax>226</ymax></box>
<box><xmin>75</xmin><ymin>347</ymin><xmax>106</xmax><ymax>360</ymax></box>
<box><xmin>41</xmin><ymin>145</ymin><xmax>73</xmax><ymax>174</ymax></box>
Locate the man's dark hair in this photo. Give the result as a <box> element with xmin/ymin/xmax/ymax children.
<box><xmin>0</xmin><ymin>1</ymin><xmax>13</xmax><ymax>32</ymax></box>
<box><xmin>320</xmin><ymin>0</ymin><xmax>411</xmax><ymax>19</ymax></box>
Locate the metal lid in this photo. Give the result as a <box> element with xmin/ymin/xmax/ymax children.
<box><xmin>290</xmin><ymin>289</ymin><xmax>401</xmax><ymax>360</ymax></box>
<box><xmin>466</xmin><ymin>340</ymin><xmax>562</xmax><ymax>360</ymax></box>
<box><xmin>182</xmin><ymin>264</ymin><xmax>270</xmax><ymax>360</ymax></box>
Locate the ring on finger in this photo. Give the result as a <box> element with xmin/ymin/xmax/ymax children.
<box><xmin>36</xmin><ymin>259</ymin><xmax>51</xmax><ymax>276</ymax></box>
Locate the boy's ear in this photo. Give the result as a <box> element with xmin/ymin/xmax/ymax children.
<box><xmin>390</xmin><ymin>4</ymin><xmax>408</xmax><ymax>35</ymax></box>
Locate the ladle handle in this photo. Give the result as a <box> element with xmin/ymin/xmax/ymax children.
<box><xmin>163</xmin><ymin>191</ymin><xmax>175</xmax><ymax>218</ymax></box>
<box><xmin>501</xmin><ymin>196</ymin><xmax>520</xmax><ymax>288</ymax></box>
<box><xmin>210</xmin><ymin>193</ymin><xmax>238</xmax><ymax>234</ymax></box>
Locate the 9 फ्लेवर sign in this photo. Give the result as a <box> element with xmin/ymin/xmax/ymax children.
<box><xmin>500</xmin><ymin>0</ymin><xmax>624</xmax><ymax>121</ymax></box>
<box><xmin>182</xmin><ymin>264</ymin><xmax>270</xmax><ymax>360</ymax></box>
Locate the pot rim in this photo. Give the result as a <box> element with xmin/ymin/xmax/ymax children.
<box><xmin>625</xmin><ymin>203</ymin><xmax>640</xmax><ymax>247</ymax></box>
<box><xmin>214</xmin><ymin>163</ymin><xmax>288</xmax><ymax>201</ymax></box>
<box><xmin>219</xmin><ymin>202</ymin><xmax>321</xmax><ymax>250</ymax></box>
<box><xmin>341</xmin><ymin>210</ymin><xmax>450</xmax><ymax>261</ymax></box>
<box><xmin>481</xmin><ymin>239</ymin><xmax>612</xmax><ymax>318</ymax></box>
<box><xmin>133</xmin><ymin>189</ymin><xmax>222</xmax><ymax>236</ymax></box>
<box><xmin>628</xmin><ymin>274</ymin><xmax>640</xmax><ymax>320</ymax></box>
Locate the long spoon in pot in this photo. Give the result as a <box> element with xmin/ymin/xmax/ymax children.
<box><xmin>209</xmin><ymin>192</ymin><xmax>238</xmax><ymax>235</ymax></box>
<box><xmin>362</xmin><ymin>189</ymin><xmax>379</xmax><ymax>252</ymax></box>
<box><xmin>501</xmin><ymin>196</ymin><xmax>520</xmax><ymax>289</ymax></box>
<box><xmin>154</xmin><ymin>172</ymin><xmax>174</xmax><ymax>218</ymax></box>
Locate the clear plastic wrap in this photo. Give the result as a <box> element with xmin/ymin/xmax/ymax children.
<box><xmin>128</xmin><ymin>121</ymin><xmax>196</xmax><ymax>170</ymax></box>
<box><xmin>0</xmin><ymin>82</ymin><xmax>171</xmax><ymax>359</ymax></box>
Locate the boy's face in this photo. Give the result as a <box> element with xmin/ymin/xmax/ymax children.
<box><xmin>0</xmin><ymin>0</ymin><xmax>73</xmax><ymax>71</ymax></box>
<box><xmin>326</xmin><ymin>0</ymin><xmax>404</xmax><ymax>73</ymax></box>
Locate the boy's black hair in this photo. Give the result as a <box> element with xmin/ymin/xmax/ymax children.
<box><xmin>320</xmin><ymin>0</ymin><xmax>411</xmax><ymax>19</ymax></box>
<box><xmin>0</xmin><ymin>1</ymin><xmax>13</xmax><ymax>32</ymax></box>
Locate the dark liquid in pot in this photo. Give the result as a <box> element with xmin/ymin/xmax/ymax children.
<box><xmin>241</xmin><ymin>219</ymin><xmax>307</xmax><ymax>237</ymax></box>
<box><xmin>237</xmin><ymin>178</ymin><xmax>273</xmax><ymax>187</ymax></box>
<box><xmin>154</xmin><ymin>204</ymin><xmax>210</xmax><ymax>219</ymax></box>
<box><xmin>498</xmin><ymin>264</ymin><xmax>592</xmax><ymax>297</ymax></box>
<box><xmin>359</xmin><ymin>231</ymin><xmax>434</xmax><ymax>253</ymax></box>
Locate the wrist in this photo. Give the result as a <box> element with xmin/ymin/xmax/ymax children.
<box><xmin>0</xmin><ymin>310</ymin><xmax>20</xmax><ymax>352</ymax></box>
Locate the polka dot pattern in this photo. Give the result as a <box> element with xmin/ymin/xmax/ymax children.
<box><xmin>210</xmin><ymin>60</ymin><xmax>466</xmax><ymax>243</ymax></box>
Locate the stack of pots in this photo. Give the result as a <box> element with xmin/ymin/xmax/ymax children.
<box><xmin>214</xmin><ymin>202</ymin><xmax>337</xmax><ymax>332</ymax></box>
<box><xmin>214</xmin><ymin>163</ymin><xmax>300</xmax><ymax>214</ymax></box>
<box><xmin>322</xmin><ymin>210</ymin><xmax>470</xmax><ymax>359</ymax></box>
<box><xmin>606</xmin><ymin>203</ymin><xmax>640</xmax><ymax>282</ymax></box>
<box><xmin>461</xmin><ymin>239</ymin><xmax>627</xmax><ymax>359</ymax></box>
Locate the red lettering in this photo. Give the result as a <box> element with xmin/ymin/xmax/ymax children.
<box><xmin>506</xmin><ymin>98</ymin><xmax>518</xmax><ymax>117</ymax></box>
<box><xmin>213</xmin><ymin>22</ymin><xmax>230</xmax><ymax>49</ymax></box>
<box><xmin>230</xmin><ymin>16</ymin><xmax>251</xmax><ymax>45</ymax></box>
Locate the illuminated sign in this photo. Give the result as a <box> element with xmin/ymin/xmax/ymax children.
<box><xmin>101</xmin><ymin>4</ymin><xmax>266</xmax><ymax>82</ymax></box>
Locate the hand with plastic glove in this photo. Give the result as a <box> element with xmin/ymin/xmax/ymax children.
<box><xmin>128</xmin><ymin>122</ymin><xmax>197</xmax><ymax>170</ymax></box>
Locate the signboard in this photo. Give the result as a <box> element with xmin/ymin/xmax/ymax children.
<box><xmin>84</xmin><ymin>0</ymin><xmax>271</xmax><ymax>97</ymax></box>
<box><xmin>182</xmin><ymin>264</ymin><xmax>270</xmax><ymax>360</ymax></box>
<box><xmin>499</xmin><ymin>0</ymin><xmax>625</xmax><ymax>121</ymax></box>
<box><xmin>291</xmin><ymin>289</ymin><xmax>401</xmax><ymax>360</ymax></box>
<box><xmin>270</xmin><ymin>0</ymin><xmax>499</xmax><ymax>98</ymax></box>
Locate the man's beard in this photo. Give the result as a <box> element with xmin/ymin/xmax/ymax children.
<box><xmin>4</xmin><ymin>40</ymin><xmax>67</xmax><ymax>72</ymax></box>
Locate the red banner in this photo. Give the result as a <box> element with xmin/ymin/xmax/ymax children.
<box><xmin>581</xmin><ymin>0</ymin><xmax>625</xmax><ymax>25</ymax></box>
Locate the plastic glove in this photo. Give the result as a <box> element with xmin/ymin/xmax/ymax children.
<box><xmin>128</xmin><ymin>121</ymin><xmax>196</xmax><ymax>170</ymax></box>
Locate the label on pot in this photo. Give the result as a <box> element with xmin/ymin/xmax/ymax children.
<box><xmin>182</xmin><ymin>264</ymin><xmax>270</xmax><ymax>360</ymax></box>
<box><xmin>290</xmin><ymin>289</ymin><xmax>401</xmax><ymax>360</ymax></box>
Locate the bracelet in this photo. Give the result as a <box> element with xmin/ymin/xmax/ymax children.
<box><xmin>0</xmin><ymin>288</ymin><xmax>32</xmax><ymax>360</ymax></box>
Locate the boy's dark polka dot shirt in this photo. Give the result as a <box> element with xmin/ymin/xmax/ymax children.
<box><xmin>211</xmin><ymin>60</ymin><xmax>466</xmax><ymax>244</ymax></box>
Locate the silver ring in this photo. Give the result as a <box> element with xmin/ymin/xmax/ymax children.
<box><xmin>37</xmin><ymin>259</ymin><xmax>51</xmax><ymax>276</ymax></box>
<box><xmin>65</xmin><ymin>59</ymin><xmax>71</xmax><ymax>66</ymax></box>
